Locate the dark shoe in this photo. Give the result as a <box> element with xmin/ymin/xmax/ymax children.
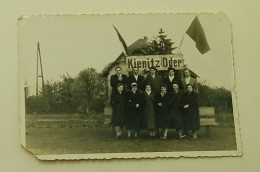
<box><xmin>134</xmin><ymin>135</ymin><xmax>140</xmax><ymax>139</ymax></box>
<box><xmin>190</xmin><ymin>136</ymin><xmax>197</xmax><ymax>140</ymax></box>
<box><xmin>161</xmin><ymin>136</ymin><xmax>167</xmax><ymax>140</ymax></box>
<box><xmin>190</xmin><ymin>134</ymin><xmax>197</xmax><ymax>140</ymax></box>
<box><xmin>116</xmin><ymin>135</ymin><xmax>122</xmax><ymax>140</ymax></box>
<box><xmin>179</xmin><ymin>134</ymin><xmax>186</xmax><ymax>139</ymax></box>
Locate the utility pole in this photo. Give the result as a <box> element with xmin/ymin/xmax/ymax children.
<box><xmin>36</xmin><ymin>42</ymin><xmax>45</xmax><ymax>97</ymax></box>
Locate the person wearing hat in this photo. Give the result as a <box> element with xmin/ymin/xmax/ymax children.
<box><xmin>125</xmin><ymin>82</ymin><xmax>145</xmax><ymax>138</ymax></box>
<box><xmin>110</xmin><ymin>83</ymin><xmax>127</xmax><ymax>139</ymax></box>
<box><xmin>145</xmin><ymin>66</ymin><xmax>162</xmax><ymax>94</ymax></box>
<box><xmin>143</xmin><ymin>83</ymin><xmax>156</xmax><ymax>137</ymax></box>
<box><xmin>154</xmin><ymin>84</ymin><xmax>172</xmax><ymax>140</ymax></box>
<box><xmin>110</xmin><ymin>66</ymin><xmax>128</xmax><ymax>93</ymax></box>
<box><xmin>127</xmin><ymin>67</ymin><xmax>145</xmax><ymax>91</ymax></box>
<box><xmin>163</xmin><ymin>66</ymin><xmax>181</xmax><ymax>92</ymax></box>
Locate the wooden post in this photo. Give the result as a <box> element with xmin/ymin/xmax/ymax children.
<box><xmin>206</xmin><ymin>125</ymin><xmax>211</xmax><ymax>137</ymax></box>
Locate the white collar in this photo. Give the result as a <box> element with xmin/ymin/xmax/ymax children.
<box><xmin>146</xmin><ymin>90</ymin><xmax>151</xmax><ymax>95</ymax></box>
<box><xmin>185</xmin><ymin>76</ymin><xmax>190</xmax><ymax>83</ymax></box>
<box><xmin>161</xmin><ymin>92</ymin><xmax>166</xmax><ymax>96</ymax></box>
<box><xmin>169</xmin><ymin>75</ymin><xmax>174</xmax><ymax>80</ymax></box>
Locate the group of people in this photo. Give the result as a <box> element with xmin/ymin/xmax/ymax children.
<box><xmin>110</xmin><ymin>66</ymin><xmax>199</xmax><ymax>140</ymax></box>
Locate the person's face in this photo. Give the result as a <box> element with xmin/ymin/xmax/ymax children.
<box><xmin>150</xmin><ymin>69</ymin><xmax>156</xmax><ymax>75</ymax></box>
<box><xmin>133</xmin><ymin>68</ymin><xmax>139</xmax><ymax>75</ymax></box>
<box><xmin>115</xmin><ymin>68</ymin><xmax>121</xmax><ymax>75</ymax></box>
<box><xmin>132</xmin><ymin>86</ymin><xmax>137</xmax><ymax>92</ymax></box>
<box><xmin>145</xmin><ymin>85</ymin><xmax>151</xmax><ymax>92</ymax></box>
<box><xmin>173</xmin><ymin>84</ymin><xmax>179</xmax><ymax>92</ymax></box>
<box><xmin>168</xmin><ymin>70</ymin><xmax>174</xmax><ymax>76</ymax></box>
<box><xmin>184</xmin><ymin>70</ymin><xmax>190</xmax><ymax>77</ymax></box>
<box><xmin>187</xmin><ymin>85</ymin><xmax>193</xmax><ymax>92</ymax></box>
<box><xmin>161</xmin><ymin>87</ymin><xmax>167</xmax><ymax>93</ymax></box>
<box><xmin>117</xmin><ymin>85</ymin><xmax>124</xmax><ymax>92</ymax></box>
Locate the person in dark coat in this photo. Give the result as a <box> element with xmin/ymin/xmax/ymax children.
<box><xmin>110</xmin><ymin>66</ymin><xmax>128</xmax><ymax>93</ymax></box>
<box><xmin>127</xmin><ymin>67</ymin><xmax>145</xmax><ymax>91</ymax></box>
<box><xmin>181</xmin><ymin>84</ymin><xmax>200</xmax><ymax>139</ymax></box>
<box><xmin>125</xmin><ymin>82</ymin><xmax>144</xmax><ymax>138</ymax></box>
<box><xmin>143</xmin><ymin>83</ymin><xmax>156</xmax><ymax>137</ymax></box>
<box><xmin>163</xmin><ymin>67</ymin><xmax>181</xmax><ymax>92</ymax></box>
<box><xmin>145</xmin><ymin>66</ymin><xmax>162</xmax><ymax>94</ymax></box>
<box><xmin>154</xmin><ymin>84</ymin><xmax>171</xmax><ymax>139</ymax></box>
<box><xmin>110</xmin><ymin>83</ymin><xmax>126</xmax><ymax>139</ymax></box>
<box><xmin>170</xmin><ymin>82</ymin><xmax>185</xmax><ymax>139</ymax></box>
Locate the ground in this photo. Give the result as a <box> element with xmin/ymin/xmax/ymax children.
<box><xmin>25</xmin><ymin>126</ymin><xmax>237</xmax><ymax>155</ymax></box>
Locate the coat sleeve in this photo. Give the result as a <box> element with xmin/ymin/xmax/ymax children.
<box><xmin>110</xmin><ymin>75</ymin><xmax>116</xmax><ymax>88</ymax></box>
<box><xmin>162</xmin><ymin>93</ymin><xmax>172</xmax><ymax>107</ymax></box>
<box><xmin>180</xmin><ymin>93</ymin><xmax>187</xmax><ymax>107</ymax></box>
<box><xmin>125</xmin><ymin>92</ymin><xmax>135</xmax><ymax>108</ymax></box>
<box><xmin>139</xmin><ymin>92</ymin><xmax>145</xmax><ymax>106</ymax></box>
<box><xmin>110</xmin><ymin>93</ymin><xmax>117</xmax><ymax>108</ymax></box>
<box><xmin>189</xmin><ymin>92</ymin><xmax>199</xmax><ymax>107</ymax></box>
<box><xmin>139</xmin><ymin>75</ymin><xmax>145</xmax><ymax>91</ymax></box>
<box><xmin>127</xmin><ymin>75</ymin><xmax>132</xmax><ymax>89</ymax></box>
<box><xmin>154</xmin><ymin>93</ymin><xmax>159</xmax><ymax>106</ymax></box>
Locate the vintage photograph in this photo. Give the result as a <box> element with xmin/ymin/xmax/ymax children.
<box><xmin>18</xmin><ymin>13</ymin><xmax>241</xmax><ymax>159</ymax></box>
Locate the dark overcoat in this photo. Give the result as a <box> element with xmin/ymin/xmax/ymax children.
<box><xmin>127</xmin><ymin>74</ymin><xmax>145</xmax><ymax>91</ymax></box>
<box><xmin>110</xmin><ymin>74</ymin><xmax>128</xmax><ymax>93</ymax></box>
<box><xmin>110</xmin><ymin>91</ymin><xmax>126</xmax><ymax>127</ymax></box>
<box><xmin>125</xmin><ymin>90</ymin><xmax>144</xmax><ymax>130</ymax></box>
<box><xmin>145</xmin><ymin>74</ymin><xmax>162</xmax><ymax>93</ymax></box>
<box><xmin>181</xmin><ymin>91</ymin><xmax>200</xmax><ymax>132</ymax></box>
<box><xmin>163</xmin><ymin>75</ymin><xmax>181</xmax><ymax>92</ymax></box>
<box><xmin>154</xmin><ymin>92</ymin><xmax>171</xmax><ymax>129</ymax></box>
<box><xmin>170</xmin><ymin>91</ymin><xmax>183</xmax><ymax>130</ymax></box>
<box><xmin>143</xmin><ymin>91</ymin><xmax>156</xmax><ymax>130</ymax></box>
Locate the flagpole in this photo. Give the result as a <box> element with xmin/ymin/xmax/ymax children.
<box><xmin>177</xmin><ymin>33</ymin><xmax>185</xmax><ymax>54</ymax></box>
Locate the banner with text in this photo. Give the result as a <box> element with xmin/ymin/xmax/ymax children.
<box><xmin>126</xmin><ymin>54</ymin><xmax>184</xmax><ymax>71</ymax></box>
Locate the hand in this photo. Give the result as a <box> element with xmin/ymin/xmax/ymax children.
<box><xmin>136</xmin><ymin>104</ymin><xmax>140</xmax><ymax>108</ymax></box>
<box><xmin>184</xmin><ymin>104</ymin><xmax>189</xmax><ymax>108</ymax></box>
<box><xmin>158</xmin><ymin>103</ymin><xmax>163</xmax><ymax>107</ymax></box>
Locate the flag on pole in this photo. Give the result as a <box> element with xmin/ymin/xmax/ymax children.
<box><xmin>113</xmin><ymin>26</ymin><xmax>129</xmax><ymax>56</ymax></box>
<box><xmin>186</xmin><ymin>16</ymin><xmax>210</xmax><ymax>54</ymax></box>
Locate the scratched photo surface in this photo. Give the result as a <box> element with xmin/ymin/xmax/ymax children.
<box><xmin>18</xmin><ymin>13</ymin><xmax>241</xmax><ymax>160</ymax></box>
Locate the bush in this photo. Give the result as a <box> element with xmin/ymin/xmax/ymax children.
<box><xmin>198</xmin><ymin>83</ymin><xmax>233</xmax><ymax>114</ymax></box>
<box><xmin>25</xmin><ymin>69</ymin><xmax>107</xmax><ymax>114</ymax></box>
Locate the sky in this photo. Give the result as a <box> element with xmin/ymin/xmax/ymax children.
<box><xmin>18</xmin><ymin>13</ymin><xmax>233</xmax><ymax>95</ymax></box>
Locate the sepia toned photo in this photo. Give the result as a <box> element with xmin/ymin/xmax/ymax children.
<box><xmin>18</xmin><ymin>13</ymin><xmax>242</xmax><ymax>160</ymax></box>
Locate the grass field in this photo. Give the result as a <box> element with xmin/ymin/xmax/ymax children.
<box><xmin>25</xmin><ymin>126</ymin><xmax>237</xmax><ymax>155</ymax></box>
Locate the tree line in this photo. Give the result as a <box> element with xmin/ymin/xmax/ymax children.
<box><xmin>25</xmin><ymin>68</ymin><xmax>232</xmax><ymax>114</ymax></box>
